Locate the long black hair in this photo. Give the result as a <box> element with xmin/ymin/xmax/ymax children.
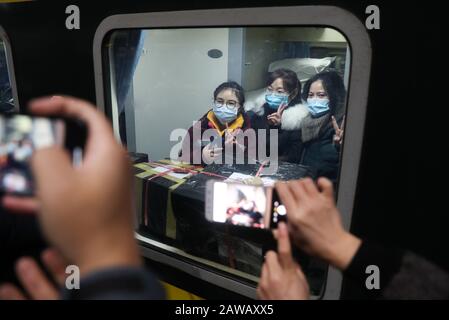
<box><xmin>302</xmin><ymin>71</ymin><xmax>346</xmax><ymax>115</ymax></box>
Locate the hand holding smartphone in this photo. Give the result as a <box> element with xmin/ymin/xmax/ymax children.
<box><xmin>205</xmin><ymin>180</ymin><xmax>287</xmax><ymax>229</ymax></box>
<box><xmin>0</xmin><ymin>114</ymin><xmax>86</xmax><ymax>196</ymax></box>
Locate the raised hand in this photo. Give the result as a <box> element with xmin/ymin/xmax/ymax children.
<box><xmin>224</xmin><ymin>128</ymin><xmax>245</xmax><ymax>151</ymax></box>
<box><xmin>202</xmin><ymin>142</ymin><xmax>223</xmax><ymax>164</ymax></box>
<box><xmin>267</xmin><ymin>103</ymin><xmax>288</xmax><ymax>126</ymax></box>
<box><xmin>331</xmin><ymin>115</ymin><xmax>345</xmax><ymax>145</ymax></box>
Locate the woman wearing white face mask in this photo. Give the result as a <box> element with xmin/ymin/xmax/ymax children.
<box><xmin>179</xmin><ymin>81</ymin><xmax>251</xmax><ymax>165</ymax></box>
<box><xmin>247</xmin><ymin>69</ymin><xmax>308</xmax><ymax>161</ymax></box>
<box><xmin>286</xmin><ymin>71</ymin><xmax>346</xmax><ymax>182</ymax></box>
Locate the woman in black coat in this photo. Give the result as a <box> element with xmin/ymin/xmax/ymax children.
<box><xmin>286</xmin><ymin>71</ymin><xmax>346</xmax><ymax>182</ymax></box>
<box><xmin>246</xmin><ymin>68</ymin><xmax>308</xmax><ymax>161</ymax></box>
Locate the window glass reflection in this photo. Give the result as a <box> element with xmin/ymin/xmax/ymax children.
<box><xmin>105</xmin><ymin>27</ymin><xmax>349</xmax><ymax>295</ymax></box>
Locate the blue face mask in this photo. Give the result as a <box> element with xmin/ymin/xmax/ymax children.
<box><xmin>307</xmin><ymin>98</ymin><xmax>330</xmax><ymax>117</ymax></box>
<box><xmin>213</xmin><ymin>103</ymin><xmax>238</xmax><ymax>124</ymax></box>
<box><xmin>265</xmin><ymin>93</ymin><xmax>289</xmax><ymax>110</ymax></box>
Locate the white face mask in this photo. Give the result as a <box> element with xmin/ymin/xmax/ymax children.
<box><xmin>307</xmin><ymin>98</ymin><xmax>330</xmax><ymax>117</ymax></box>
<box><xmin>213</xmin><ymin>103</ymin><xmax>238</xmax><ymax>124</ymax></box>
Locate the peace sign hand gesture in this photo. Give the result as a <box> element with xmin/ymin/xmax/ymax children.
<box><xmin>224</xmin><ymin>128</ymin><xmax>245</xmax><ymax>151</ymax></box>
<box><xmin>267</xmin><ymin>103</ymin><xmax>288</xmax><ymax>127</ymax></box>
<box><xmin>331</xmin><ymin>115</ymin><xmax>345</xmax><ymax>145</ymax></box>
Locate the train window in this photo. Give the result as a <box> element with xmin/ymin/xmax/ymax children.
<box><xmin>0</xmin><ymin>27</ymin><xmax>18</xmax><ymax>112</ymax></box>
<box><xmin>94</xmin><ymin>6</ymin><xmax>371</xmax><ymax>299</ymax></box>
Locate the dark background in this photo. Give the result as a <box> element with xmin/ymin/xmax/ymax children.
<box><xmin>0</xmin><ymin>0</ymin><xmax>445</xmax><ymax>299</ymax></box>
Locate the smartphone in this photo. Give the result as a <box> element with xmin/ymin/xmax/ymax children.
<box><xmin>205</xmin><ymin>180</ymin><xmax>287</xmax><ymax>229</ymax></box>
<box><xmin>0</xmin><ymin>114</ymin><xmax>86</xmax><ymax>196</ymax></box>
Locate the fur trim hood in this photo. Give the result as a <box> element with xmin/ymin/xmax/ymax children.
<box><xmin>244</xmin><ymin>91</ymin><xmax>309</xmax><ymax>130</ymax></box>
<box><xmin>281</xmin><ymin>103</ymin><xmax>309</xmax><ymax>130</ymax></box>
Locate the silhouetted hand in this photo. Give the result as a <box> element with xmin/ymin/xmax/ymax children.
<box><xmin>275</xmin><ymin>178</ymin><xmax>361</xmax><ymax>270</ymax></box>
<box><xmin>25</xmin><ymin>96</ymin><xmax>141</xmax><ymax>276</ymax></box>
<box><xmin>0</xmin><ymin>248</ymin><xmax>68</xmax><ymax>300</ymax></box>
<box><xmin>257</xmin><ymin>222</ymin><xmax>309</xmax><ymax>300</ymax></box>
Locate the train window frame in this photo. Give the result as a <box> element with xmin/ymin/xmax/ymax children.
<box><xmin>0</xmin><ymin>25</ymin><xmax>20</xmax><ymax>112</ymax></box>
<box><xmin>93</xmin><ymin>5</ymin><xmax>372</xmax><ymax>299</ymax></box>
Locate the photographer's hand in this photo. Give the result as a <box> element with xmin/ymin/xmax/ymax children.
<box><xmin>276</xmin><ymin>178</ymin><xmax>361</xmax><ymax>270</ymax></box>
<box><xmin>2</xmin><ymin>195</ymin><xmax>39</xmax><ymax>213</ymax></box>
<box><xmin>26</xmin><ymin>96</ymin><xmax>141</xmax><ymax>276</ymax></box>
<box><xmin>0</xmin><ymin>248</ymin><xmax>68</xmax><ymax>300</ymax></box>
<box><xmin>257</xmin><ymin>222</ymin><xmax>309</xmax><ymax>300</ymax></box>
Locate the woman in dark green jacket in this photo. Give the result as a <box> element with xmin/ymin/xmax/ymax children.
<box><xmin>287</xmin><ymin>71</ymin><xmax>346</xmax><ymax>183</ymax></box>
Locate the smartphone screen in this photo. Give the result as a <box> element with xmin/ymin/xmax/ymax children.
<box><xmin>0</xmin><ymin>115</ymin><xmax>68</xmax><ymax>196</ymax></box>
<box><xmin>205</xmin><ymin>180</ymin><xmax>287</xmax><ymax>229</ymax></box>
